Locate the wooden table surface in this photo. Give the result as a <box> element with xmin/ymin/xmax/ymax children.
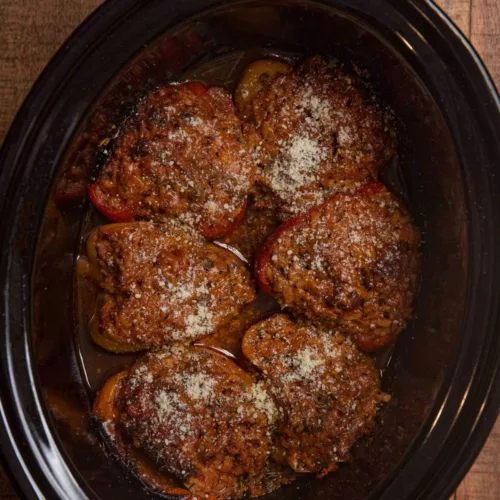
<box><xmin>0</xmin><ymin>0</ymin><xmax>498</xmax><ymax>498</ymax></box>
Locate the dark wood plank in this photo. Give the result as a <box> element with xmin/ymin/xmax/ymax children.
<box><xmin>435</xmin><ymin>0</ymin><xmax>472</xmax><ymax>36</ymax></box>
<box><xmin>0</xmin><ymin>1</ymin><xmax>498</xmax><ymax>499</ymax></box>
<box><xmin>455</xmin><ymin>423</ymin><xmax>500</xmax><ymax>499</ymax></box>
<box><xmin>470</xmin><ymin>0</ymin><xmax>500</xmax><ymax>86</ymax></box>
<box><xmin>0</xmin><ymin>0</ymin><xmax>103</xmax><ymax>142</ymax></box>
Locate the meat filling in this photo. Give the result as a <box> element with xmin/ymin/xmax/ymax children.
<box><xmin>243</xmin><ymin>56</ymin><xmax>396</xmax><ymax>216</ymax></box>
<box><xmin>243</xmin><ymin>314</ymin><xmax>385</xmax><ymax>475</ymax></box>
<box><xmin>108</xmin><ymin>346</ymin><xmax>280</xmax><ymax>498</ymax></box>
<box><xmin>91</xmin><ymin>221</ymin><xmax>256</xmax><ymax>348</ymax></box>
<box><xmin>90</xmin><ymin>83</ymin><xmax>257</xmax><ymax>239</ymax></box>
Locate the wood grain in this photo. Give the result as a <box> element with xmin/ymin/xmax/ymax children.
<box><xmin>0</xmin><ymin>1</ymin><xmax>498</xmax><ymax>499</ymax></box>
<box><xmin>0</xmin><ymin>0</ymin><xmax>103</xmax><ymax>142</ymax></box>
<box><xmin>436</xmin><ymin>0</ymin><xmax>472</xmax><ymax>35</ymax></box>
<box><xmin>471</xmin><ymin>0</ymin><xmax>500</xmax><ymax>86</ymax></box>
<box><xmin>455</xmin><ymin>425</ymin><xmax>500</xmax><ymax>499</ymax></box>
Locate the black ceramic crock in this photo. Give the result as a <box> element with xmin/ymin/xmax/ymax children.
<box><xmin>1</xmin><ymin>1</ymin><xmax>499</xmax><ymax>499</ymax></box>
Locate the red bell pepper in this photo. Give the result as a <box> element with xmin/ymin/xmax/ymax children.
<box><xmin>201</xmin><ymin>198</ymin><xmax>248</xmax><ymax>240</ymax></box>
<box><xmin>255</xmin><ymin>181</ymin><xmax>385</xmax><ymax>295</ymax></box>
<box><xmin>88</xmin><ymin>183</ymin><xmax>135</xmax><ymax>222</ymax></box>
<box><xmin>186</xmin><ymin>82</ymin><xmax>207</xmax><ymax>96</ymax></box>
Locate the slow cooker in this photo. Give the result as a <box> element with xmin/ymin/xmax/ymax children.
<box><xmin>1</xmin><ymin>1</ymin><xmax>499</xmax><ymax>499</ymax></box>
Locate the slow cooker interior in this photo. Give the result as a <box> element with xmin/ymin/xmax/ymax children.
<box><xmin>32</xmin><ymin>2</ymin><xmax>467</xmax><ymax>498</ymax></box>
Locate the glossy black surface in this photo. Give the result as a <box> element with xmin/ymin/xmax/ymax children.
<box><xmin>0</xmin><ymin>1</ymin><xmax>499</xmax><ymax>499</ymax></box>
